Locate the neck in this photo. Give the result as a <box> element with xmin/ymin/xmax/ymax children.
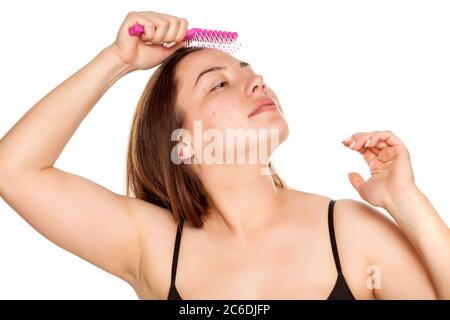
<box><xmin>198</xmin><ymin>162</ymin><xmax>286</xmax><ymax>238</ymax></box>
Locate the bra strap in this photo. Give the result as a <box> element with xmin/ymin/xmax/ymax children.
<box><xmin>170</xmin><ymin>219</ymin><xmax>184</xmax><ymax>286</ymax></box>
<box><xmin>328</xmin><ymin>199</ymin><xmax>343</xmax><ymax>274</ymax></box>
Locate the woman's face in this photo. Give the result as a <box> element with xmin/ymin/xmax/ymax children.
<box><xmin>174</xmin><ymin>49</ymin><xmax>289</xmax><ymax>164</ymax></box>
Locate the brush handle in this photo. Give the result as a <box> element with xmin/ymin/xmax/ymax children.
<box><xmin>127</xmin><ymin>23</ymin><xmax>239</xmax><ymax>54</ymax></box>
<box><xmin>128</xmin><ymin>23</ymin><xmax>200</xmax><ymax>40</ymax></box>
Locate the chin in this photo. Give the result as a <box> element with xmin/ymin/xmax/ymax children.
<box><xmin>255</xmin><ymin>120</ymin><xmax>289</xmax><ymax>154</ymax></box>
<box><xmin>279</xmin><ymin>123</ymin><xmax>290</xmax><ymax>144</ymax></box>
<box><xmin>273</xmin><ymin>123</ymin><xmax>289</xmax><ymax>149</ymax></box>
<box><xmin>264</xmin><ymin>116</ymin><xmax>289</xmax><ymax>143</ymax></box>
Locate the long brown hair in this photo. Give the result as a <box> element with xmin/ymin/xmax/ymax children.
<box><xmin>126</xmin><ymin>47</ymin><xmax>287</xmax><ymax>228</ymax></box>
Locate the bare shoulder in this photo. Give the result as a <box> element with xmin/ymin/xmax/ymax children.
<box><xmin>333</xmin><ymin>198</ymin><xmax>436</xmax><ymax>299</ymax></box>
<box><xmin>332</xmin><ymin>198</ymin><xmax>407</xmax><ymax>252</ymax></box>
<box><xmin>330</xmin><ymin>198</ymin><xmax>399</xmax><ymax>267</ymax></box>
<box><xmin>285</xmin><ymin>192</ymin><xmax>400</xmax><ymax>242</ymax></box>
<box><xmin>283</xmin><ymin>190</ymin><xmax>380</xmax><ymax>298</ymax></box>
<box><xmin>280</xmin><ymin>188</ymin><xmax>333</xmax><ymax>212</ymax></box>
<box><xmin>335</xmin><ymin>198</ymin><xmax>437</xmax><ymax>299</ymax></box>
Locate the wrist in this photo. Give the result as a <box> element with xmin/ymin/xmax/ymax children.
<box><xmin>100</xmin><ymin>44</ymin><xmax>134</xmax><ymax>78</ymax></box>
<box><xmin>385</xmin><ymin>184</ymin><xmax>423</xmax><ymax>216</ymax></box>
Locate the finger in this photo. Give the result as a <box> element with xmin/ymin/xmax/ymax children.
<box><xmin>174</xmin><ymin>18</ymin><xmax>189</xmax><ymax>42</ymax></box>
<box><xmin>362</xmin><ymin>147</ymin><xmax>378</xmax><ymax>164</ymax></box>
<box><xmin>157</xmin><ymin>14</ymin><xmax>183</xmax><ymax>42</ymax></box>
<box><xmin>342</xmin><ymin>132</ymin><xmax>372</xmax><ymax>150</ymax></box>
<box><xmin>366</xmin><ymin>131</ymin><xmax>402</xmax><ymax>148</ymax></box>
<box><xmin>138</xmin><ymin>19</ymin><xmax>155</xmax><ymax>41</ymax></box>
<box><xmin>343</xmin><ymin>130</ymin><xmax>400</xmax><ymax>151</ymax></box>
<box><xmin>361</xmin><ymin>141</ymin><xmax>387</xmax><ymax>154</ymax></box>
<box><xmin>123</xmin><ymin>12</ymin><xmax>155</xmax><ymax>42</ymax></box>
<box><xmin>348</xmin><ymin>172</ymin><xmax>366</xmax><ymax>196</ymax></box>
<box><xmin>375</xmin><ymin>141</ymin><xmax>388</xmax><ymax>149</ymax></box>
<box><xmin>162</xmin><ymin>40</ymin><xmax>185</xmax><ymax>51</ymax></box>
<box><xmin>162</xmin><ymin>17</ymin><xmax>181</xmax><ymax>43</ymax></box>
<box><xmin>152</xmin><ymin>18</ymin><xmax>171</xmax><ymax>43</ymax></box>
<box><xmin>378</xmin><ymin>146</ymin><xmax>397</xmax><ymax>163</ymax></box>
<box><xmin>354</xmin><ymin>142</ymin><xmax>380</xmax><ymax>156</ymax></box>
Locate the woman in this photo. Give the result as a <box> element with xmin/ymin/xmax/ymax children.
<box><xmin>0</xmin><ymin>10</ymin><xmax>448</xmax><ymax>300</ymax></box>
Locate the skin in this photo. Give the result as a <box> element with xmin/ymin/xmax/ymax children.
<box><xmin>174</xmin><ymin>49</ymin><xmax>290</xmax><ymax>234</ymax></box>
<box><xmin>0</xmin><ymin>10</ymin><xmax>445</xmax><ymax>300</ymax></box>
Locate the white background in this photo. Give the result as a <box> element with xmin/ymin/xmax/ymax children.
<box><xmin>0</xmin><ymin>0</ymin><xmax>449</xmax><ymax>299</ymax></box>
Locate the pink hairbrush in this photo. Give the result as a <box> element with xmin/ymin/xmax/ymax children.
<box><xmin>128</xmin><ymin>24</ymin><xmax>241</xmax><ymax>54</ymax></box>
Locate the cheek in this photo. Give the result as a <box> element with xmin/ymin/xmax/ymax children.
<box><xmin>208</xmin><ymin>96</ymin><xmax>246</xmax><ymax>127</ymax></box>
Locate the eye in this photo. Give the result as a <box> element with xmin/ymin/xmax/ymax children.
<box><xmin>210</xmin><ymin>81</ymin><xmax>228</xmax><ymax>92</ymax></box>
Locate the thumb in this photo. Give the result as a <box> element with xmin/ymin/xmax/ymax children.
<box><xmin>348</xmin><ymin>172</ymin><xmax>365</xmax><ymax>195</ymax></box>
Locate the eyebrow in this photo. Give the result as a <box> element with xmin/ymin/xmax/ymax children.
<box><xmin>194</xmin><ymin>61</ymin><xmax>251</xmax><ymax>88</ymax></box>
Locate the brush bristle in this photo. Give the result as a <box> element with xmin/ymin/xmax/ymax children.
<box><xmin>128</xmin><ymin>24</ymin><xmax>241</xmax><ymax>54</ymax></box>
<box><xmin>184</xmin><ymin>28</ymin><xmax>241</xmax><ymax>54</ymax></box>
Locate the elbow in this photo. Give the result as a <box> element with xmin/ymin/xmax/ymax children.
<box><xmin>0</xmin><ymin>159</ymin><xmax>21</xmax><ymax>194</ymax></box>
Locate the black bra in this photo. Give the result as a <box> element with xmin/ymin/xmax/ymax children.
<box><xmin>167</xmin><ymin>199</ymin><xmax>355</xmax><ymax>300</ymax></box>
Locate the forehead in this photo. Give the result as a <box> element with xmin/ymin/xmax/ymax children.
<box><xmin>175</xmin><ymin>49</ymin><xmax>241</xmax><ymax>85</ymax></box>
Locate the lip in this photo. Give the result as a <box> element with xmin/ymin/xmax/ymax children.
<box><xmin>248</xmin><ymin>97</ymin><xmax>278</xmax><ymax>118</ymax></box>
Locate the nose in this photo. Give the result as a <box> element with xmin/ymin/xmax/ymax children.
<box><xmin>246</xmin><ymin>74</ymin><xmax>266</xmax><ymax>96</ymax></box>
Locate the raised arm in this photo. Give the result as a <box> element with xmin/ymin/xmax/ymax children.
<box><xmin>0</xmin><ymin>11</ymin><xmax>188</xmax><ymax>288</ymax></box>
<box><xmin>341</xmin><ymin>130</ymin><xmax>449</xmax><ymax>299</ymax></box>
